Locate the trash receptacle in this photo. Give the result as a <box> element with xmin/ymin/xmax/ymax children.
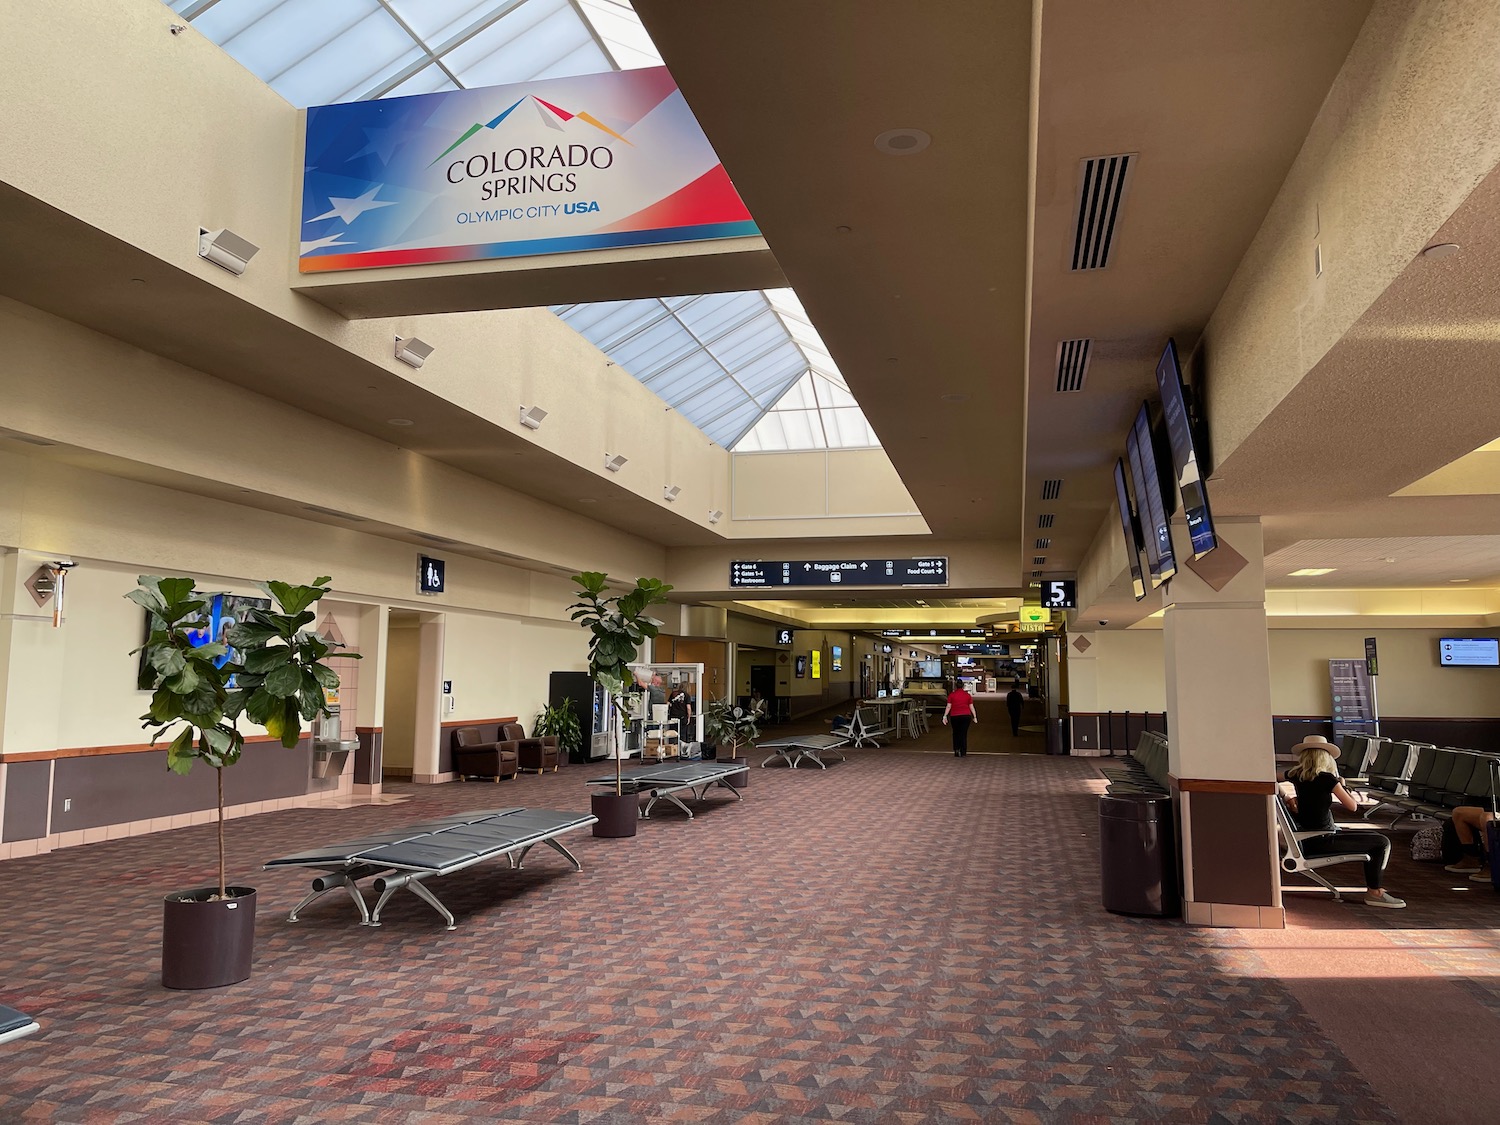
<box><xmin>1100</xmin><ymin>793</ymin><xmax>1179</xmax><ymax>917</ymax></box>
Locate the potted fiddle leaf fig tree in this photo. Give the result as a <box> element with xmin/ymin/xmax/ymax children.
<box><xmin>702</xmin><ymin>697</ymin><xmax>760</xmax><ymax>789</ymax></box>
<box><xmin>130</xmin><ymin>574</ymin><xmax>355</xmax><ymax>989</ymax></box>
<box><xmin>568</xmin><ymin>572</ymin><xmax>672</xmax><ymax>837</ymax></box>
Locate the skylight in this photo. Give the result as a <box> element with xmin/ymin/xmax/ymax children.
<box><xmin>173</xmin><ymin>0</ymin><xmax>879</xmax><ymax>454</ymax></box>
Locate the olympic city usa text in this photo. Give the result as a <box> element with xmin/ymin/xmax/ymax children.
<box><xmin>457</xmin><ymin>201</ymin><xmax>600</xmax><ymax>223</ymax></box>
<box><xmin>445</xmin><ymin>144</ymin><xmax>615</xmax><ymax>200</ymax></box>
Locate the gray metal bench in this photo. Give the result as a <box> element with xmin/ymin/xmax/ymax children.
<box><xmin>264</xmin><ymin>806</ymin><xmax>596</xmax><ymax>930</ymax></box>
<box><xmin>0</xmin><ymin>1005</ymin><xmax>39</xmax><ymax>1046</ymax></box>
<box><xmin>758</xmin><ymin>733</ymin><xmax>850</xmax><ymax>770</ymax></box>
<box><xmin>587</xmin><ymin>761</ymin><xmax>748</xmax><ymax>819</ymax></box>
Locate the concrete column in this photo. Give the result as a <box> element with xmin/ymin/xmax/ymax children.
<box><xmin>412</xmin><ymin>614</ymin><xmax>446</xmax><ymax>784</ymax></box>
<box><xmin>1162</xmin><ymin>516</ymin><xmax>1282</xmax><ymax>928</ymax></box>
<box><xmin>352</xmin><ymin>603</ymin><xmax>388</xmax><ymax>795</ymax></box>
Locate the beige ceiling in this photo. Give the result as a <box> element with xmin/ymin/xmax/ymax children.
<box><xmin>16</xmin><ymin>0</ymin><xmax>1500</xmax><ymax>643</ymax></box>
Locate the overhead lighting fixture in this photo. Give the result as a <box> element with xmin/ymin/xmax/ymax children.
<box><xmin>707</xmin><ymin>509</ymin><xmax>723</xmax><ymax>524</ymax></box>
<box><xmin>604</xmin><ymin>453</ymin><xmax>628</xmax><ymax>473</ymax></box>
<box><xmin>1422</xmin><ymin>243</ymin><xmax>1460</xmax><ymax>259</ymax></box>
<box><xmin>1450</xmin><ymin>578</ymin><xmax>1471</xmax><ymax>583</ymax></box>
<box><xmin>519</xmin><ymin>405</ymin><xmax>548</xmax><ymax>430</ymax></box>
<box><xmin>197</xmin><ymin>227</ymin><xmax>259</xmax><ymax>275</ymax></box>
<box><xmin>940</xmin><ymin>393</ymin><xmax>968</xmax><ymax>404</ymax></box>
<box><xmin>874</xmin><ymin>128</ymin><xmax>931</xmax><ymax>156</ymax></box>
<box><xmin>394</xmin><ymin>336</ymin><xmax>435</xmax><ymax>369</ymax></box>
<box><xmin>663</xmin><ymin>484</ymin><xmax>681</xmax><ymax>502</ymax></box>
<box><xmin>577</xmin><ymin>498</ymin><xmax>598</xmax><ymax>504</ymax></box>
<box><xmin>1287</xmin><ymin>568</ymin><xmax>1337</xmax><ymax>577</ymax></box>
<box><xmin>386</xmin><ymin>418</ymin><xmax>414</xmax><ymax>427</ymax></box>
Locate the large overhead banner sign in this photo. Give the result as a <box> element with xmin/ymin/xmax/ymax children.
<box><xmin>299</xmin><ymin>67</ymin><xmax>758</xmax><ymax>273</ymax></box>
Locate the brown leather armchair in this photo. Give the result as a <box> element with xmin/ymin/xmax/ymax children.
<box><xmin>516</xmin><ymin>731</ymin><xmax>559</xmax><ymax>773</ymax></box>
<box><xmin>452</xmin><ymin>724</ymin><xmax>519</xmax><ymax>782</ymax></box>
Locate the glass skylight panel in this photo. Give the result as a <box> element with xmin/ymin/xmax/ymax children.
<box><xmin>273</xmin><ymin>14</ymin><xmax>420</xmax><ymax>108</ymax></box>
<box><xmin>577</xmin><ymin>0</ymin><xmax>661</xmax><ymax>68</ymax></box>
<box><xmin>386</xmin><ymin>0</ymin><xmax>517</xmax><ymax>42</ymax></box>
<box><xmin>180</xmin><ymin>0</ymin><xmax>881</xmax><ymax>455</ymax></box>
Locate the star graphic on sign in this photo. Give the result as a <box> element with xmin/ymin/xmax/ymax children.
<box><xmin>309</xmin><ymin>185</ymin><xmax>397</xmax><ymax>226</ymax></box>
<box><xmin>351</xmin><ymin>125</ymin><xmax>404</xmax><ymax>165</ymax></box>
<box><xmin>300</xmin><ymin>233</ymin><xmax>355</xmax><ymax>255</ymax></box>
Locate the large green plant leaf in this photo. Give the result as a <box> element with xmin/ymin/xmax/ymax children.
<box><xmin>263</xmin><ymin>664</ymin><xmax>302</xmax><ymax>699</ymax></box>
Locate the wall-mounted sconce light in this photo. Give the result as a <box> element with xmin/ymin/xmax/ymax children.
<box><xmin>519</xmin><ymin>405</ymin><xmax>548</xmax><ymax>430</ymax></box>
<box><xmin>394</xmin><ymin>336</ymin><xmax>435</xmax><ymax>369</ymax></box>
<box><xmin>707</xmin><ymin>509</ymin><xmax>723</xmax><ymax>524</ymax></box>
<box><xmin>604</xmin><ymin>453</ymin><xmax>628</xmax><ymax>472</ymax></box>
<box><xmin>663</xmin><ymin>484</ymin><xmax>681</xmax><ymax>502</ymax></box>
<box><xmin>197</xmin><ymin>228</ymin><xmax>259</xmax><ymax>275</ymax></box>
<box><xmin>25</xmin><ymin>560</ymin><xmax>76</xmax><ymax>627</ymax></box>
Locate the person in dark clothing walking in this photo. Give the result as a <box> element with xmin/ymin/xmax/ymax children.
<box><xmin>942</xmin><ymin>681</ymin><xmax>976</xmax><ymax>756</ymax></box>
<box><xmin>1006</xmin><ymin>683</ymin><xmax>1025</xmax><ymax>736</ymax></box>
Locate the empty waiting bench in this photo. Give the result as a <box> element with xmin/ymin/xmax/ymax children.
<box><xmin>265</xmin><ymin>806</ymin><xmax>596</xmax><ymax>930</ymax></box>
<box><xmin>0</xmin><ymin>1005</ymin><xmax>39</xmax><ymax>1046</ymax></box>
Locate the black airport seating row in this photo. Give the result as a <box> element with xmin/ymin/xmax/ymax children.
<box><xmin>1100</xmin><ymin>731</ymin><xmax>1170</xmax><ymax>796</ymax></box>
<box><xmin>1340</xmin><ymin>736</ymin><xmax>1499</xmax><ymax>824</ymax></box>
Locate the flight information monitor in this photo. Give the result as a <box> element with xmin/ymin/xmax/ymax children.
<box><xmin>1155</xmin><ymin>338</ymin><xmax>1217</xmax><ymax>559</ymax></box>
<box><xmin>1127</xmin><ymin>404</ymin><xmax>1176</xmax><ymax>585</ymax></box>
<box><xmin>1113</xmin><ymin>458</ymin><xmax>1147</xmax><ymax>601</ymax></box>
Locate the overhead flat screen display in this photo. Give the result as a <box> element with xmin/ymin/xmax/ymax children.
<box><xmin>1113</xmin><ymin>458</ymin><xmax>1147</xmax><ymax>601</ymax></box>
<box><xmin>1126</xmin><ymin>404</ymin><xmax>1176</xmax><ymax>585</ymax></box>
<box><xmin>730</xmin><ymin>558</ymin><xmax>948</xmax><ymax>588</ymax></box>
<box><xmin>1439</xmin><ymin>638</ymin><xmax>1499</xmax><ymax>666</ymax></box>
<box><xmin>1155</xmin><ymin>339</ymin><xmax>1217</xmax><ymax>559</ymax></box>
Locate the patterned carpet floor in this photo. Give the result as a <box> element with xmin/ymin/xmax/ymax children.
<box><xmin>2</xmin><ymin>738</ymin><xmax>1497</xmax><ymax>1123</ymax></box>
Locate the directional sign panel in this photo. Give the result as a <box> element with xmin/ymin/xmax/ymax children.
<box><xmin>729</xmin><ymin>558</ymin><xmax>948</xmax><ymax>588</ymax></box>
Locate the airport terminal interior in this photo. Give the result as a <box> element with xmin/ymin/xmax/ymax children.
<box><xmin>4</xmin><ymin>0</ymin><xmax>1500</xmax><ymax>1120</ymax></box>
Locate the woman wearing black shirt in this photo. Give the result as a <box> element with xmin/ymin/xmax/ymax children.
<box><xmin>1286</xmin><ymin>736</ymin><xmax>1404</xmax><ymax>908</ymax></box>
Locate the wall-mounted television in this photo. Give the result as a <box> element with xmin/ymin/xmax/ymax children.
<box><xmin>1126</xmin><ymin>402</ymin><xmax>1176</xmax><ymax>585</ymax></box>
<box><xmin>1155</xmin><ymin>338</ymin><xmax>1217</xmax><ymax>559</ymax></box>
<box><xmin>1113</xmin><ymin>458</ymin><xmax>1147</xmax><ymax>601</ymax></box>
<box><xmin>1438</xmin><ymin>638</ymin><xmax>1499</xmax><ymax>666</ymax></box>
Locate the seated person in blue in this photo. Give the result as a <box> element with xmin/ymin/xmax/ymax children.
<box><xmin>1285</xmin><ymin>735</ymin><xmax>1405</xmax><ymax>909</ymax></box>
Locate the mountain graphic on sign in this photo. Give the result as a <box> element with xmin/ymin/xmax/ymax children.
<box><xmin>427</xmin><ymin>95</ymin><xmax>634</xmax><ymax>167</ymax></box>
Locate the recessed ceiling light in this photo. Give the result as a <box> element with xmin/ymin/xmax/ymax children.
<box><xmin>1449</xmin><ymin>577</ymin><xmax>1470</xmax><ymax>583</ymax></box>
<box><xmin>386</xmin><ymin>418</ymin><xmax>414</xmax><ymax>427</ymax></box>
<box><xmin>577</xmin><ymin>498</ymin><xmax>597</xmax><ymax>504</ymax></box>
<box><xmin>1421</xmin><ymin>242</ymin><xmax>1460</xmax><ymax>259</ymax></box>
<box><xmin>835</xmin><ymin>224</ymin><xmax>853</xmax><ymax>234</ymax></box>
<box><xmin>1288</xmin><ymin>567</ymin><xmax>1336</xmax><ymax>576</ymax></box>
<box><xmin>940</xmin><ymin>393</ymin><xmax>968</xmax><ymax>403</ymax></box>
<box><xmin>874</xmin><ymin>128</ymin><xmax>931</xmax><ymax>156</ymax></box>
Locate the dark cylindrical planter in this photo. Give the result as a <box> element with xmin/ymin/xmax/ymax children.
<box><xmin>162</xmin><ymin>887</ymin><xmax>257</xmax><ymax>990</ymax></box>
<box><xmin>591</xmin><ymin>792</ymin><xmax>638</xmax><ymax>837</ymax></box>
<box><xmin>723</xmin><ymin>756</ymin><xmax>749</xmax><ymax>789</ymax></box>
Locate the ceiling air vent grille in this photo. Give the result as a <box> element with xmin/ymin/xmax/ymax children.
<box><xmin>1070</xmin><ymin>153</ymin><xmax>1134</xmax><ymax>271</ymax></box>
<box><xmin>1055</xmin><ymin>339</ymin><xmax>1091</xmax><ymax>392</ymax></box>
<box><xmin>1032</xmin><ymin>570</ymin><xmax>1043</xmax><ymax>578</ymax></box>
<box><xmin>1032</xmin><ymin>556</ymin><xmax>1047</xmax><ymax>565</ymax></box>
<box><xmin>1041</xmin><ymin>479</ymin><xmax>1063</xmax><ymax>501</ymax></box>
<box><xmin>1037</xmin><ymin>513</ymin><xmax>1055</xmax><ymax>528</ymax></box>
<box><xmin>416</xmin><ymin>532</ymin><xmax>458</xmax><ymax>546</ymax></box>
<box><xmin>1035</xmin><ymin>538</ymin><xmax>1051</xmax><ymax>550</ymax></box>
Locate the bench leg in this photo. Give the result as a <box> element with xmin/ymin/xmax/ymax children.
<box><xmin>541</xmin><ymin>835</ymin><xmax>583</xmax><ymax>871</ymax></box>
<box><xmin>370</xmin><ymin>872</ymin><xmax>456</xmax><ymax>930</ymax></box>
<box><xmin>644</xmin><ymin>790</ymin><xmax>694</xmax><ymax>819</ymax></box>
<box><xmin>288</xmin><ymin>871</ymin><xmax>372</xmax><ymax>926</ymax></box>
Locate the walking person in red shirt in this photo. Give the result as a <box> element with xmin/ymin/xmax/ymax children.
<box><xmin>942</xmin><ymin>677</ymin><xmax>977</xmax><ymax>757</ymax></box>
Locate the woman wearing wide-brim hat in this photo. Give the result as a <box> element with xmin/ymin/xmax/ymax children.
<box><xmin>1285</xmin><ymin>735</ymin><xmax>1405</xmax><ymax>908</ymax></box>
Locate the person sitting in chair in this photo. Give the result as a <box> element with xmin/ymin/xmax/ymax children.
<box><xmin>1286</xmin><ymin>735</ymin><xmax>1405</xmax><ymax>909</ymax></box>
<box><xmin>1445</xmin><ymin>805</ymin><xmax>1495</xmax><ymax>882</ymax></box>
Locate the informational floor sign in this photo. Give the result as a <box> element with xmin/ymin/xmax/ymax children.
<box><xmin>1364</xmin><ymin>636</ymin><xmax>1379</xmax><ymax>677</ymax></box>
<box><xmin>1329</xmin><ymin>659</ymin><xmax>1377</xmax><ymax>736</ymax></box>
<box><xmin>729</xmin><ymin>558</ymin><xmax>948</xmax><ymax>588</ymax></box>
<box><xmin>300</xmin><ymin>67</ymin><xmax>757</xmax><ymax>273</ymax></box>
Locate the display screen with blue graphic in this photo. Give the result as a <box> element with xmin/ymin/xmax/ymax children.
<box><xmin>1155</xmin><ymin>339</ymin><xmax>1217</xmax><ymax>559</ymax></box>
<box><xmin>1439</xmin><ymin>638</ymin><xmax>1499</xmax><ymax>666</ymax></box>
<box><xmin>137</xmin><ymin>593</ymin><xmax>270</xmax><ymax>688</ymax></box>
